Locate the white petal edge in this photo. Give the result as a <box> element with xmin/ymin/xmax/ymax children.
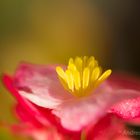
<box><xmin>19</xmin><ymin>91</ymin><xmax>62</xmax><ymax>109</ymax></box>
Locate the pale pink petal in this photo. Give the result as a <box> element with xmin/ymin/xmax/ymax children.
<box><xmin>19</xmin><ymin>91</ymin><xmax>63</xmax><ymax>108</ymax></box>
<box><xmin>52</xmin><ymin>83</ymin><xmax>140</xmax><ymax>131</ymax></box>
<box><xmin>13</xmin><ymin>63</ymin><xmax>73</xmax><ymax>108</ymax></box>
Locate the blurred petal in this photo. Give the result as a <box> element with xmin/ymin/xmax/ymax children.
<box><xmin>86</xmin><ymin>114</ymin><xmax>134</xmax><ymax>140</ymax></box>
<box><xmin>108</xmin><ymin>73</ymin><xmax>140</xmax><ymax>91</ymax></box>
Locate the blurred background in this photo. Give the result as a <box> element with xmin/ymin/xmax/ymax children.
<box><xmin>0</xmin><ymin>0</ymin><xmax>140</xmax><ymax>139</ymax></box>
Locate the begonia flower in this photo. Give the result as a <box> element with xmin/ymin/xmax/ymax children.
<box><xmin>2</xmin><ymin>56</ymin><xmax>140</xmax><ymax>140</ymax></box>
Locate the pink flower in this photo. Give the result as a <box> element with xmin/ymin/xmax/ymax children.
<box><xmin>2</xmin><ymin>56</ymin><xmax>140</xmax><ymax>140</ymax></box>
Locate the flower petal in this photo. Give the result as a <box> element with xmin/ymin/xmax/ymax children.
<box><xmin>13</xmin><ymin>63</ymin><xmax>73</xmax><ymax>108</ymax></box>
<box><xmin>2</xmin><ymin>75</ymin><xmax>52</xmax><ymax>127</ymax></box>
<box><xmin>15</xmin><ymin>103</ymin><xmax>43</xmax><ymax>128</ymax></box>
<box><xmin>19</xmin><ymin>91</ymin><xmax>63</xmax><ymax>108</ymax></box>
<box><xmin>108</xmin><ymin>73</ymin><xmax>140</xmax><ymax>119</ymax></box>
<box><xmin>86</xmin><ymin>114</ymin><xmax>133</xmax><ymax>140</ymax></box>
<box><xmin>52</xmin><ymin>84</ymin><xmax>140</xmax><ymax>131</ymax></box>
<box><xmin>110</xmin><ymin>98</ymin><xmax>140</xmax><ymax>119</ymax></box>
<box><xmin>108</xmin><ymin>73</ymin><xmax>140</xmax><ymax>91</ymax></box>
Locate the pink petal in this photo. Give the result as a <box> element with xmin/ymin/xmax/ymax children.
<box><xmin>52</xmin><ymin>83</ymin><xmax>140</xmax><ymax>131</ymax></box>
<box><xmin>108</xmin><ymin>73</ymin><xmax>140</xmax><ymax>91</ymax></box>
<box><xmin>2</xmin><ymin>74</ymin><xmax>72</xmax><ymax>135</ymax></box>
<box><xmin>15</xmin><ymin>103</ymin><xmax>43</xmax><ymax>128</ymax></box>
<box><xmin>19</xmin><ymin>91</ymin><xmax>63</xmax><ymax>108</ymax></box>
<box><xmin>2</xmin><ymin>75</ymin><xmax>52</xmax><ymax>127</ymax></box>
<box><xmin>11</xmin><ymin>124</ymin><xmax>65</xmax><ymax>140</ymax></box>
<box><xmin>110</xmin><ymin>97</ymin><xmax>140</xmax><ymax>119</ymax></box>
<box><xmin>86</xmin><ymin>114</ymin><xmax>133</xmax><ymax>140</ymax></box>
<box><xmin>30</xmin><ymin>128</ymin><xmax>65</xmax><ymax>140</ymax></box>
<box><xmin>13</xmin><ymin>63</ymin><xmax>73</xmax><ymax>108</ymax></box>
<box><xmin>126</xmin><ymin>117</ymin><xmax>140</xmax><ymax>125</ymax></box>
<box><xmin>108</xmin><ymin>73</ymin><xmax>140</xmax><ymax>119</ymax></box>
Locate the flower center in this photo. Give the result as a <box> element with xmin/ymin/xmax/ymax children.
<box><xmin>56</xmin><ymin>56</ymin><xmax>112</xmax><ymax>97</ymax></box>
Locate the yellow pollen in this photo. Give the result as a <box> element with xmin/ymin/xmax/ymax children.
<box><xmin>56</xmin><ymin>56</ymin><xmax>112</xmax><ymax>97</ymax></box>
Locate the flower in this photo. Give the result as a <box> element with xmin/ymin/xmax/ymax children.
<box><xmin>2</xmin><ymin>56</ymin><xmax>140</xmax><ymax>140</ymax></box>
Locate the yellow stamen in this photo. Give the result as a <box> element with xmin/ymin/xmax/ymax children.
<box><xmin>73</xmin><ymin>70</ymin><xmax>81</xmax><ymax>90</ymax></box>
<box><xmin>56</xmin><ymin>56</ymin><xmax>112</xmax><ymax>97</ymax></box>
<box><xmin>56</xmin><ymin>67</ymin><xmax>67</xmax><ymax>83</ymax></box>
<box><xmin>75</xmin><ymin>57</ymin><xmax>83</xmax><ymax>72</ymax></box>
<box><xmin>82</xmin><ymin>67</ymin><xmax>90</xmax><ymax>89</ymax></box>
<box><xmin>94</xmin><ymin>69</ymin><xmax>112</xmax><ymax>88</ymax></box>
<box><xmin>65</xmin><ymin>70</ymin><xmax>74</xmax><ymax>92</ymax></box>
<box><xmin>91</xmin><ymin>67</ymin><xmax>100</xmax><ymax>82</ymax></box>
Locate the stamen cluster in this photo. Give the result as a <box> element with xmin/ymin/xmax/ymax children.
<box><xmin>56</xmin><ymin>56</ymin><xmax>111</xmax><ymax>97</ymax></box>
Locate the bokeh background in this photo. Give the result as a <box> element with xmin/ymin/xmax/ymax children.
<box><xmin>0</xmin><ymin>1</ymin><xmax>140</xmax><ymax>139</ymax></box>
